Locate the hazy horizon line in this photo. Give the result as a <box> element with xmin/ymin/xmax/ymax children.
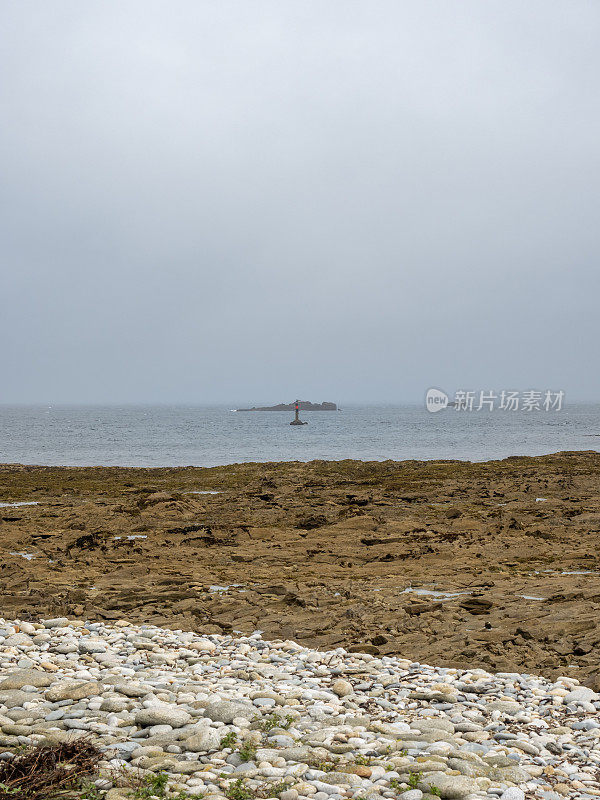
<box><xmin>0</xmin><ymin>397</ymin><xmax>597</xmax><ymax>409</ymax></box>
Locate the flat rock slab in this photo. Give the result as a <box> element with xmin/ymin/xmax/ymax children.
<box><xmin>0</xmin><ymin>668</ymin><xmax>53</xmax><ymax>689</ymax></box>
<box><xmin>45</xmin><ymin>680</ymin><xmax>100</xmax><ymax>702</ymax></box>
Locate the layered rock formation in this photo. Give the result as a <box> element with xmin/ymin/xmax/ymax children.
<box><xmin>1</xmin><ymin>452</ymin><xmax>600</xmax><ymax>684</ymax></box>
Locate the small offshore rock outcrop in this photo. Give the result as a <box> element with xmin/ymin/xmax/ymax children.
<box><xmin>237</xmin><ymin>401</ymin><xmax>337</xmax><ymax>411</ymax></box>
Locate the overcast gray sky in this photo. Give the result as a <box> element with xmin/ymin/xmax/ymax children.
<box><xmin>1</xmin><ymin>1</ymin><xmax>599</xmax><ymax>404</ymax></box>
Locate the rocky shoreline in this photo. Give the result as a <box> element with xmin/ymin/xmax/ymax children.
<box><xmin>1</xmin><ymin>453</ymin><xmax>600</xmax><ymax>684</ymax></box>
<box><xmin>1</xmin><ymin>617</ymin><xmax>599</xmax><ymax>800</ymax></box>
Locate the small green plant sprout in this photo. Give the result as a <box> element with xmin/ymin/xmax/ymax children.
<box><xmin>220</xmin><ymin>731</ymin><xmax>238</xmax><ymax>749</ymax></box>
<box><xmin>79</xmin><ymin>780</ymin><xmax>103</xmax><ymax>799</ymax></box>
<box><xmin>266</xmin><ymin>780</ymin><xmax>293</xmax><ymax>797</ymax></box>
<box><xmin>238</xmin><ymin>740</ymin><xmax>258</xmax><ymax>762</ymax></box>
<box><xmin>389</xmin><ymin>778</ymin><xmax>404</xmax><ymax>791</ymax></box>
<box><xmin>384</xmin><ymin>763</ymin><xmax>394</xmax><ymax>771</ymax></box>
<box><xmin>226</xmin><ymin>778</ymin><xmax>255</xmax><ymax>800</ymax></box>
<box><xmin>408</xmin><ymin>772</ymin><xmax>422</xmax><ymax>789</ymax></box>
<box><xmin>354</xmin><ymin>754</ymin><xmax>372</xmax><ymax>766</ymax></box>
<box><xmin>258</xmin><ymin>712</ymin><xmax>295</xmax><ymax>733</ymax></box>
<box><xmin>134</xmin><ymin>770</ymin><xmax>169</xmax><ymax>798</ymax></box>
<box><xmin>316</xmin><ymin>759</ymin><xmax>339</xmax><ymax>772</ymax></box>
<box><xmin>429</xmin><ymin>786</ymin><xmax>441</xmax><ymax>797</ymax></box>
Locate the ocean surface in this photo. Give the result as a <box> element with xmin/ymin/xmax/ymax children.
<box><xmin>1</xmin><ymin>404</ymin><xmax>599</xmax><ymax>467</ymax></box>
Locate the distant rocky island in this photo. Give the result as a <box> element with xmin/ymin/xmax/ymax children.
<box><xmin>236</xmin><ymin>401</ymin><xmax>338</xmax><ymax>411</ymax></box>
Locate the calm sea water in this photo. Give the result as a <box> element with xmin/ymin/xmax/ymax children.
<box><xmin>0</xmin><ymin>404</ymin><xmax>599</xmax><ymax>467</ymax></box>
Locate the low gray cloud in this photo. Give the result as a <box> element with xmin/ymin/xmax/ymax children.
<box><xmin>1</xmin><ymin>1</ymin><xmax>598</xmax><ymax>403</ymax></box>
